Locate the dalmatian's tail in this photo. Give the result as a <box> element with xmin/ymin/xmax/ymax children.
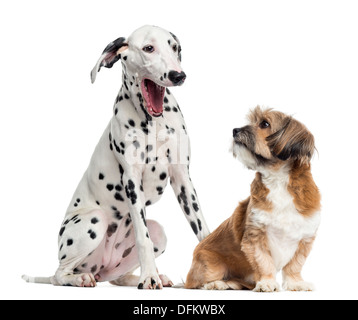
<box><xmin>22</xmin><ymin>274</ymin><xmax>53</xmax><ymax>285</ymax></box>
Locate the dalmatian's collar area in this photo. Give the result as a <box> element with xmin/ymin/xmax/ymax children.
<box><xmin>23</xmin><ymin>25</ymin><xmax>209</xmax><ymax>290</ymax></box>
<box><xmin>91</xmin><ymin>26</ymin><xmax>186</xmax><ymax>119</ymax></box>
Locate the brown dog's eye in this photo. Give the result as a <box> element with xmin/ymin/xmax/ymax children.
<box><xmin>259</xmin><ymin>121</ymin><xmax>270</xmax><ymax>129</ymax></box>
<box><xmin>143</xmin><ymin>45</ymin><xmax>155</xmax><ymax>53</ymax></box>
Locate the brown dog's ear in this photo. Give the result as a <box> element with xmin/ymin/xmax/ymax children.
<box><xmin>90</xmin><ymin>37</ymin><xmax>128</xmax><ymax>83</ymax></box>
<box><xmin>266</xmin><ymin>118</ymin><xmax>315</xmax><ymax>163</ymax></box>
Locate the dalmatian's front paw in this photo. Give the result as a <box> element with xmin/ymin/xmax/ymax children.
<box><xmin>138</xmin><ymin>273</ymin><xmax>163</xmax><ymax>290</ymax></box>
<box><xmin>159</xmin><ymin>274</ymin><xmax>174</xmax><ymax>287</ymax></box>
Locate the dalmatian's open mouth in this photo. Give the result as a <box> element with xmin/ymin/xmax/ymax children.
<box><xmin>141</xmin><ymin>79</ymin><xmax>166</xmax><ymax>117</ymax></box>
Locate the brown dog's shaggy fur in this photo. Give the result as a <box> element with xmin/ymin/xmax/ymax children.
<box><xmin>185</xmin><ymin>107</ymin><xmax>321</xmax><ymax>292</ymax></box>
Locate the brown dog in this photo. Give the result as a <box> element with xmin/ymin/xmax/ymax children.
<box><xmin>185</xmin><ymin>107</ymin><xmax>321</xmax><ymax>292</ymax></box>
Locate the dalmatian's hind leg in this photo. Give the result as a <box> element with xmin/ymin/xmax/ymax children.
<box><xmin>110</xmin><ymin>220</ymin><xmax>173</xmax><ymax>288</ymax></box>
<box><xmin>53</xmin><ymin>209</ymin><xmax>108</xmax><ymax>287</ymax></box>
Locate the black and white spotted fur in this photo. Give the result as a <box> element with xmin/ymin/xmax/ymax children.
<box><xmin>22</xmin><ymin>25</ymin><xmax>210</xmax><ymax>289</ymax></box>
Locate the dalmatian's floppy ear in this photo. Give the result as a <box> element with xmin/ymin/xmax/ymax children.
<box><xmin>169</xmin><ymin>32</ymin><xmax>182</xmax><ymax>61</ymax></box>
<box><xmin>91</xmin><ymin>37</ymin><xmax>128</xmax><ymax>83</ymax></box>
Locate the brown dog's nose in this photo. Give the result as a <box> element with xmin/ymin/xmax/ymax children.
<box><xmin>168</xmin><ymin>71</ymin><xmax>186</xmax><ymax>86</ymax></box>
<box><xmin>233</xmin><ymin>128</ymin><xmax>241</xmax><ymax>137</ymax></box>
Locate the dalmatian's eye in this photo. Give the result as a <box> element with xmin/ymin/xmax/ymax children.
<box><xmin>259</xmin><ymin>120</ymin><xmax>270</xmax><ymax>129</ymax></box>
<box><xmin>143</xmin><ymin>45</ymin><xmax>155</xmax><ymax>53</ymax></box>
<box><xmin>172</xmin><ymin>44</ymin><xmax>178</xmax><ymax>52</ymax></box>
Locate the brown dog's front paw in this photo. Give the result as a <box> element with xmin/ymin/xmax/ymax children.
<box><xmin>283</xmin><ymin>280</ymin><xmax>314</xmax><ymax>292</ymax></box>
<box><xmin>253</xmin><ymin>279</ymin><xmax>280</xmax><ymax>292</ymax></box>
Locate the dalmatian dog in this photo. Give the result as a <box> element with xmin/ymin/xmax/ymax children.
<box><xmin>22</xmin><ymin>25</ymin><xmax>210</xmax><ymax>289</ymax></box>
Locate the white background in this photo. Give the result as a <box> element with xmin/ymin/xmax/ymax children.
<box><xmin>1</xmin><ymin>0</ymin><xmax>357</xmax><ymax>300</ymax></box>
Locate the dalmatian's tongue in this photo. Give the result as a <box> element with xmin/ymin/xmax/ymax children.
<box><xmin>142</xmin><ymin>79</ymin><xmax>165</xmax><ymax>117</ymax></box>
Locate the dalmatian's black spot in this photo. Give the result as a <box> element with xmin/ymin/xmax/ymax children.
<box><xmin>164</xmin><ymin>97</ymin><xmax>169</xmax><ymax>104</ymax></box>
<box><xmin>191</xmin><ymin>194</ymin><xmax>196</xmax><ymax>201</ymax></box>
<box><xmin>193</xmin><ymin>203</ymin><xmax>199</xmax><ymax>212</ymax></box>
<box><xmin>71</xmin><ymin>215</ymin><xmax>79</xmax><ymax>221</ymax></box>
<box><xmin>107</xmin><ymin>223</ymin><xmax>118</xmax><ymax>237</ymax></box>
<box><xmin>133</xmin><ymin>140</ymin><xmax>140</xmax><ymax>149</ymax></box>
<box><xmin>91</xmin><ymin>218</ymin><xmax>99</xmax><ymax>224</ymax></box>
<box><xmin>116</xmin><ymin>262</ymin><xmax>121</xmax><ymax>268</ymax></box>
<box><xmin>178</xmin><ymin>186</ymin><xmax>190</xmax><ymax>214</ymax></box>
<box><xmin>141</xmin><ymin>152</ymin><xmax>145</xmax><ymax>161</ymax></box>
<box><xmin>98</xmin><ymin>173</ymin><xmax>105</xmax><ymax>180</ymax></box>
<box><xmin>140</xmin><ymin>209</ymin><xmax>147</xmax><ymax>227</ymax></box>
<box><xmin>125</xmin><ymin>180</ymin><xmax>137</xmax><ymax>205</ymax></box>
<box><xmin>81</xmin><ymin>263</ymin><xmax>87</xmax><ymax>268</ymax></box>
<box><xmin>115</xmin><ymin>243</ymin><xmax>121</xmax><ymax>250</ymax></box>
<box><xmin>123</xmin><ymin>56</ymin><xmax>128</xmax><ymax>61</ymax></box>
<box><xmin>114</xmin><ymin>108</ymin><xmax>118</xmax><ymax>116</ymax></box>
<box><xmin>125</xmin><ymin>216</ymin><xmax>132</xmax><ymax>227</ymax></box>
<box><xmin>114</xmin><ymin>192</ymin><xmax>124</xmax><ymax>202</ymax></box>
<box><xmin>107</xmin><ymin>184</ymin><xmax>114</xmax><ymax>191</ymax></box>
<box><xmin>165</xmin><ymin>106</ymin><xmax>171</xmax><ymax>112</ymax></box>
<box><xmin>128</xmin><ymin>180</ymin><xmax>135</xmax><ymax>190</ymax></box>
<box><xmin>146</xmin><ymin>145</ymin><xmax>153</xmax><ymax>152</ymax></box>
<box><xmin>166</xmin><ymin>88</ymin><xmax>171</xmax><ymax>95</ymax></box>
<box><xmin>115</xmin><ymin>184</ymin><xmax>122</xmax><ymax>191</ymax></box>
<box><xmin>120</xmin><ymin>142</ymin><xmax>125</xmax><ymax>149</ymax></box>
<box><xmin>59</xmin><ymin>227</ymin><xmax>66</xmax><ymax>237</ymax></box>
<box><xmin>76</xmin><ymin>198</ymin><xmax>80</xmax><ymax>203</ymax></box>
<box><xmin>96</xmin><ymin>201</ymin><xmax>100</xmax><ymax>206</ymax></box>
<box><xmin>74</xmin><ymin>203</ymin><xmax>78</xmax><ymax>207</ymax></box>
<box><xmin>138</xmin><ymin>283</ymin><xmax>144</xmax><ymax>289</ymax></box>
<box><xmin>157</xmin><ymin>186</ymin><xmax>164</xmax><ymax>195</ymax></box>
<box><xmin>190</xmin><ymin>221</ymin><xmax>198</xmax><ymax>235</ymax></box>
<box><xmin>164</xmin><ymin>73</ymin><xmax>167</xmax><ymax>79</ymax></box>
<box><xmin>152</xmin><ymin>166</ymin><xmax>156</xmax><ymax>172</ymax></box>
<box><xmin>166</xmin><ymin>149</ymin><xmax>172</xmax><ymax>163</ymax></box>
<box><xmin>145</xmin><ymin>200</ymin><xmax>152</xmax><ymax>206</ymax></box>
<box><xmin>91</xmin><ymin>265</ymin><xmax>98</xmax><ymax>273</ymax></box>
<box><xmin>172</xmin><ymin>107</ymin><xmax>178</xmax><ymax>112</ymax></box>
<box><xmin>64</xmin><ymin>219</ymin><xmax>70</xmax><ymax>225</ymax></box>
<box><xmin>128</xmin><ymin>119</ymin><xmax>135</xmax><ymax>127</ymax></box>
<box><xmin>114</xmin><ymin>211</ymin><xmax>123</xmax><ymax>220</ymax></box>
<box><xmin>61</xmin><ymin>255</ymin><xmax>67</xmax><ymax>260</ymax></box>
<box><xmin>122</xmin><ymin>245</ymin><xmax>135</xmax><ymax>258</ymax></box>
<box><xmin>88</xmin><ymin>230</ymin><xmax>97</xmax><ymax>240</ymax></box>
<box><xmin>74</xmin><ymin>219</ymin><xmax>81</xmax><ymax>224</ymax></box>
<box><xmin>67</xmin><ymin>239</ymin><xmax>73</xmax><ymax>246</ymax></box>
<box><xmin>125</xmin><ymin>229</ymin><xmax>131</xmax><ymax>238</ymax></box>
<box><xmin>160</xmin><ymin>173</ymin><xmax>167</xmax><ymax>180</ymax></box>
<box><xmin>73</xmin><ymin>268</ymin><xmax>80</xmax><ymax>274</ymax></box>
<box><xmin>154</xmin><ymin>247</ymin><xmax>159</xmax><ymax>253</ymax></box>
<box><xmin>197</xmin><ymin>219</ymin><xmax>202</xmax><ymax>231</ymax></box>
<box><xmin>60</xmin><ymin>244</ymin><xmax>63</xmax><ymax>251</ymax></box>
<box><xmin>160</xmin><ymin>76</ymin><xmax>163</xmax><ymax>81</ymax></box>
<box><xmin>146</xmin><ymin>232</ymin><xmax>149</xmax><ymax>238</ymax></box>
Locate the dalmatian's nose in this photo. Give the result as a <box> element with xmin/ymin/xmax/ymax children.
<box><xmin>168</xmin><ymin>71</ymin><xmax>186</xmax><ymax>86</ymax></box>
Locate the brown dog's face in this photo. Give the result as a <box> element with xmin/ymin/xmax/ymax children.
<box><xmin>232</xmin><ymin>106</ymin><xmax>315</xmax><ymax>170</ymax></box>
